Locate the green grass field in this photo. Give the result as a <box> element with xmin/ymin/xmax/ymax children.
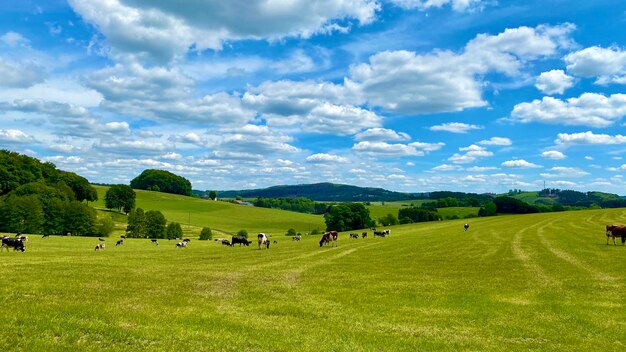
<box><xmin>2</xmin><ymin>208</ymin><xmax>626</xmax><ymax>351</ymax></box>
<box><xmin>92</xmin><ymin>186</ymin><xmax>326</xmax><ymax>237</ymax></box>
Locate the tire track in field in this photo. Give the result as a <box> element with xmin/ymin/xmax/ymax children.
<box><xmin>511</xmin><ymin>217</ymin><xmax>561</xmax><ymax>288</ymax></box>
<box><xmin>536</xmin><ymin>220</ymin><xmax>617</xmax><ymax>282</ymax></box>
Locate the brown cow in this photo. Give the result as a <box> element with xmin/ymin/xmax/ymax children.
<box><xmin>606</xmin><ymin>225</ymin><xmax>626</xmax><ymax>245</ymax></box>
<box><xmin>320</xmin><ymin>231</ymin><xmax>338</xmax><ymax>247</ymax></box>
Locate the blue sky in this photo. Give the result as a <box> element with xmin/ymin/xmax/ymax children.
<box><xmin>1</xmin><ymin>0</ymin><xmax>626</xmax><ymax>194</ymax></box>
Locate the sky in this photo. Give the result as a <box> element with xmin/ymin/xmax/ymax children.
<box><xmin>1</xmin><ymin>0</ymin><xmax>626</xmax><ymax>195</ymax></box>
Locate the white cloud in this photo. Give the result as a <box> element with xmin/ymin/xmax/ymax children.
<box><xmin>389</xmin><ymin>0</ymin><xmax>486</xmax><ymax>12</ymax></box>
<box><xmin>555</xmin><ymin>131</ymin><xmax>626</xmax><ymax>146</ymax></box>
<box><xmin>432</xmin><ymin>164</ymin><xmax>463</xmax><ymax>171</ymax></box>
<box><xmin>103</xmin><ymin>121</ymin><xmax>130</xmax><ymax>135</ymax></box>
<box><xmin>68</xmin><ymin>0</ymin><xmax>379</xmax><ymax>63</ymax></box>
<box><xmin>353</xmin><ymin>141</ymin><xmax>425</xmax><ymax>157</ymax></box>
<box><xmin>305</xmin><ymin>103</ymin><xmax>381</xmax><ymax>135</ymax></box>
<box><xmin>511</xmin><ymin>93</ymin><xmax>626</xmax><ymax>127</ymax></box>
<box><xmin>161</xmin><ymin>152</ymin><xmax>183</xmax><ymax>160</ymax></box>
<box><xmin>0</xmin><ymin>129</ymin><xmax>36</xmax><ymax>143</ymax></box>
<box><xmin>429</xmin><ymin>122</ymin><xmax>482</xmax><ymax>133</ymax></box>
<box><xmin>540</xmin><ymin>167</ymin><xmax>589</xmax><ymax>178</ymax></box>
<box><xmin>478</xmin><ymin>137</ymin><xmax>512</xmax><ymax>146</ymax></box>
<box><xmin>0</xmin><ymin>57</ymin><xmax>46</xmax><ymax>88</ymax></box>
<box><xmin>535</xmin><ymin>69</ymin><xmax>574</xmax><ymax>95</ymax></box>
<box><xmin>541</xmin><ymin>150</ymin><xmax>566</xmax><ymax>160</ymax></box>
<box><xmin>466</xmin><ymin>166</ymin><xmax>499</xmax><ymax>172</ymax></box>
<box><xmin>584</xmin><ymin>156</ymin><xmax>594</xmax><ymax>160</ymax></box>
<box><xmin>1</xmin><ymin>32</ymin><xmax>29</xmax><ymax>47</ymax></box>
<box><xmin>501</xmin><ymin>159</ymin><xmax>542</xmax><ymax>168</ymax></box>
<box><xmin>448</xmin><ymin>144</ymin><xmax>493</xmax><ymax>164</ymax></box>
<box><xmin>354</xmin><ymin>128</ymin><xmax>411</xmax><ymax>141</ymax></box>
<box><xmin>306</xmin><ymin>153</ymin><xmax>349</xmax><ymax>164</ymax></box>
<box><xmin>565</xmin><ymin>46</ymin><xmax>626</xmax><ymax>84</ymax></box>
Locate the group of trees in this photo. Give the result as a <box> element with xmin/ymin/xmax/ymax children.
<box><xmin>398</xmin><ymin>207</ymin><xmax>441</xmax><ymax>224</ymax></box>
<box><xmin>130</xmin><ymin>169</ymin><xmax>192</xmax><ymax>196</ymax></box>
<box><xmin>324</xmin><ymin>203</ymin><xmax>374</xmax><ymax>232</ymax></box>
<box><xmin>104</xmin><ymin>185</ymin><xmax>136</xmax><ymax>213</ymax></box>
<box><xmin>0</xmin><ymin>150</ymin><xmax>104</xmax><ymax>236</ymax></box>
<box><xmin>126</xmin><ymin>208</ymin><xmax>170</xmax><ymax>238</ymax></box>
<box><xmin>253</xmin><ymin>197</ymin><xmax>329</xmax><ymax>214</ymax></box>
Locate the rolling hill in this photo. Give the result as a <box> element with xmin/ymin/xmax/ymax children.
<box><xmin>205</xmin><ymin>182</ymin><xmax>416</xmax><ymax>201</ymax></box>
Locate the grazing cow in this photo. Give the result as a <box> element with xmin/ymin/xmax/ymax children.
<box><xmin>606</xmin><ymin>225</ymin><xmax>626</xmax><ymax>245</ymax></box>
<box><xmin>383</xmin><ymin>229</ymin><xmax>391</xmax><ymax>236</ymax></box>
<box><xmin>176</xmin><ymin>241</ymin><xmax>187</xmax><ymax>248</ymax></box>
<box><xmin>120</xmin><ymin>235</ymin><xmax>126</xmax><ymax>239</ymax></box>
<box><xmin>362</xmin><ymin>232</ymin><xmax>367</xmax><ymax>239</ymax></box>
<box><xmin>150</xmin><ymin>239</ymin><xmax>159</xmax><ymax>246</ymax></box>
<box><xmin>2</xmin><ymin>237</ymin><xmax>25</xmax><ymax>252</ymax></box>
<box><xmin>258</xmin><ymin>233</ymin><xmax>269</xmax><ymax>250</ymax></box>
<box><xmin>98</xmin><ymin>237</ymin><xmax>105</xmax><ymax>242</ymax></box>
<box><xmin>273</xmin><ymin>240</ymin><xmax>278</xmax><ymax>244</ymax></box>
<box><xmin>183</xmin><ymin>238</ymin><xmax>191</xmax><ymax>243</ymax></box>
<box><xmin>231</xmin><ymin>236</ymin><xmax>251</xmax><ymax>246</ymax></box>
<box><xmin>116</xmin><ymin>239</ymin><xmax>124</xmax><ymax>246</ymax></box>
<box><xmin>292</xmin><ymin>235</ymin><xmax>301</xmax><ymax>241</ymax></box>
<box><xmin>374</xmin><ymin>231</ymin><xmax>386</xmax><ymax>238</ymax></box>
<box><xmin>350</xmin><ymin>233</ymin><xmax>359</xmax><ymax>239</ymax></box>
<box><xmin>42</xmin><ymin>234</ymin><xmax>49</xmax><ymax>239</ymax></box>
<box><xmin>18</xmin><ymin>235</ymin><xmax>28</xmax><ymax>242</ymax></box>
<box><xmin>94</xmin><ymin>243</ymin><xmax>105</xmax><ymax>251</ymax></box>
<box><xmin>221</xmin><ymin>239</ymin><xmax>232</xmax><ymax>246</ymax></box>
<box><xmin>464</xmin><ymin>223</ymin><xmax>470</xmax><ymax>232</ymax></box>
<box><xmin>320</xmin><ymin>231</ymin><xmax>338</xmax><ymax>247</ymax></box>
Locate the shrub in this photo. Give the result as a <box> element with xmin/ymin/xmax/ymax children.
<box><xmin>286</xmin><ymin>228</ymin><xmax>296</xmax><ymax>236</ymax></box>
<box><xmin>199</xmin><ymin>227</ymin><xmax>212</xmax><ymax>240</ymax></box>
<box><xmin>237</xmin><ymin>229</ymin><xmax>248</xmax><ymax>238</ymax></box>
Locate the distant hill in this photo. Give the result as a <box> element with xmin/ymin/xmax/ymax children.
<box><xmin>199</xmin><ymin>183</ymin><xmax>416</xmax><ymax>202</ymax></box>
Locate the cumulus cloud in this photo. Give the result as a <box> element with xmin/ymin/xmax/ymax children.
<box><xmin>510</xmin><ymin>93</ymin><xmax>626</xmax><ymax>127</ymax></box>
<box><xmin>0</xmin><ymin>129</ymin><xmax>36</xmax><ymax>143</ymax></box>
<box><xmin>1</xmin><ymin>32</ymin><xmax>29</xmax><ymax>47</ymax></box>
<box><xmin>555</xmin><ymin>131</ymin><xmax>626</xmax><ymax>145</ymax></box>
<box><xmin>541</xmin><ymin>150</ymin><xmax>566</xmax><ymax>160</ymax></box>
<box><xmin>448</xmin><ymin>144</ymin><xmax>493</xmax><ymax>164</ymax></box>
<box><xmin>429</xmin><ymin>122</ymin><xmax>482</xmax><ymax>133</ymax></box>
<box><xmin>0</xmin><ymin>58</ymin><xmax>46</xmax><ymax>88</ymax></box>
<box><xmin>540</xmin><ymin>167</ymin><xmax>589</xmax><ymax>178</ymax></box>
<box><xmin>478</xmin><ymin>137</ymin><xmax>512</xmax><ymax>146</ymax></box>
<box><xmin>535</xmin><ymin>69</ymin><xmax>574</xmax><ymax>95</ymax></box>
<box><xmin>501</xmin><ymin>159</ymin><xmax>542</xmax><ymax>168</ymax></box>
<box><xmin>432</xmin><ymin>164</ymin><xmax>463</xmax><ymax>171</ymax></box>
<box><xmin>306</xmin><ymin>153</ymin><xmax>349</xmax><ymax>164</ymax></box>
<box><xmin>354</xmin><ymin>128</ymin><xmax>411</xmax><ymax>141</ymax></box>
<box><xmin>565</xmin><ymin>46</ymin><xmax>626</xmax><ymax>84</ymax></box>
<box><xmin>68</xmin><ymin>0</ymin><xmax>380</xmax><ymax>62</ymax></box>
<box><xmin>305</xmin><ymin>103</ymin><xmax>381</xmax><ymax>135</ymax></box>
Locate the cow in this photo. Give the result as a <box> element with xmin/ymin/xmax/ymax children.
<box><xmin>231</xmin><ymin>236</ymin><xmax>251</xmax><ymax>246</ymax></box>
<box><xmin>116</xmin><ymin>239</ymin><xmax>124</xmax><ymax>246</ymax></box>
<box><xmin>2</xmin><ymin>237</ymin><xmax>25</xmax><ymax>252</ymax></box>
<box><xmin>606</xmin><ymin>225</ymin><xmax>626</xmax><ymax>245</ymax></box>
<box><xmin>374</xmin><ymin>231</ymin><xmax>386</xmax><ymax>238</ymax></box>
<box><xmin>350</xmin><ymin>233</ymin><xmax>359</xmax><ymax>239</ymax></box>
<box><xmin>221</xmin><ymin>239</ymin><xmax>232</xmax><ymax>246</ymax></box>
<box><xmin>183</xmin><ymin>238</ymin><xmax>191</xmax><ymax>243</ymax></box>
<box><xmin>464</xmin><ymin>223</ymin><xmax>470</xmax><ymax>232</ymax></box>
<box><xmin>94</xmin><ymin>243</ymin><xmax>105</xmax><ymax>251</ymax></box>
<box><xmin>151</xmin><ymin>239</ymin><xmax>159</xmax><ymax>246</ymax></box>
<box><xmin>320</xmin><ymin>231</ymin><xmax>338</xmax><ymax>247</ymax></box>
<box><xmin>383</xmin><ymin>229</ymin><xmax>391</xmax><ymax>236</ymax></box>
<box><xmin>18</xmin><ymin>235</ymin><xmax>28</xmax><ymax>242</ymax></box>
<box><xmin>120</xmin><ymin>235</ymin><xmax>126</xmax><ymax>239</ymax></box>
<box><xmin>42</xmin><ymin>234</ymin><xmax>49</xmax><ymax>239</ymax></box>
<box><xmin>292</xmin><ymin>235</ymin><xmax>301</xmax><ymax>241</ymax></box>
<box><xmin>176</xmin><ymin>241</ymin><xmax>187</xmax><ymax>248</ymax></box>
<box><xmin>258</xmin><ymin>233</ymin><xmax>269</xmax><ymax>249</ymax></box>
<box><xmin>273</xmin><ymin>240</ymin><xmax>278</xmax><ymax>244</ymax></box>
<box><xmin>362</xmin><ymin>232</ymin><xmax>368</xmax><ymax>239</ymax></box>
<box><xmin>98</xmin><ymin>237</ymin><xmax>105</xmax><ymax>242</ymax></box>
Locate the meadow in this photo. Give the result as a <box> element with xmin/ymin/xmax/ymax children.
<box><xmin>1</xmin><ymin>207</ymin><xmax>625</xmax><ymax>351</ymax></box>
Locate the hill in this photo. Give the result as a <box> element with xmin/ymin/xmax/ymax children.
<box><xmin>205</xmin><ymin>182</ymin><xmax>416</xmax><ymax>201</ymax></box>
<box><xmin>93</xmin><ymin>185</ymin><xmax>325</xmax><ymax>237</ymax></box>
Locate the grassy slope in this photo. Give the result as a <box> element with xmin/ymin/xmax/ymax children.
<box><xmin>1</xmin><ymin>208</ymin><xmax>626</xmax><ymax>351</ymax></box>
<box><xmin>92</xmin><ymin>186</ymin><xmax>326</xmax><ymax>237</ymax></box>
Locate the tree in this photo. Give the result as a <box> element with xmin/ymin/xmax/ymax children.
<box><xmin>478</xmin><ymin>201</ymin><xmax>497</xmax><ymax>217</ymax></box>
<box><xmin>286</xmin><ymin>228</ymin><xmax>296</xmax><ymax>237</ymax></box>
<box><xmin>130</xmin><ymin>169</ymin><xmax>192</xmax><ymax>196</ymax></box>
<box><xmin>166</xmin><ymin>222</ymin><xmax>183</xmax><ymax>240</ymax></box>
<box><xmin>0</xmin><ymin>194</ymin><xmax>44</xmax><ymax>234</ymax></box>
<box><xmin>398</xmin><ymin>207</ymin><xmax>441</xmax><ymax>223</ymax></box>
<box><xmin>104</xmin><ymin>184</ymin><xmax>136</xmax><ymax>214</ymax></box>
<box><xmin>63</xmin><ymin>201</ymin><xmax>98</xmax><ymax>236</ymax></box>
<box><xmin>59</xmin><ymin>172</ymin><xmax>98</xmax><ymax>203</ymax></box>
<box><xmin>379</xmin><ymin>213</ymin><xmax>398</xmax><ymax>226</ymax></box>
<box><xmin>145</xmin><ymin>210</ymin><xmax>166</xmax><ymax>239</ymax></box>
<box><xmin>209</xmin><ymin>190</ymin><xmax>217</xmax><ymax>200</ymax></box>
<box><xmin>97</xmin><ymin>216</ymin><xmax>115</xmax><ymax>237</ymax></box>
<box><xmin>237</xmin><ymin>229</ymin><xmax>248</xmax><ymax>238</ymax></box>
<box><xmin>199</xmin><ymin>227</ymin><xmax>212</xmax><ymax>240</ymax></box>
<box><xmin>324</xmin><ymin>203</ymin><xmax>374</xmax><ymax>232</ymax></box>
<box><xmin>126</xmin><ymin>208</ymin><xmax>146</xmax><ymax>238</ymax></box>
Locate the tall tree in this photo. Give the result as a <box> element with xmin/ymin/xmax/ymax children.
<box><xmin>209</xmin><ymin>190</ymin><xmax>217</xmax><ymax>200</ymax></box>
<box><xmin>199</xmin><ymin>227</ymin><xmax>212</xmax><ymax>240</ymax></box>
<box><xmin>104</xmin><ymin>184</ymin><xmax>136</xmax><ymax>213</ymax></box>
<box><xmin>63</xmin><ymin>201</ymin><xmax>98</xmax><ymax>236</ymax></box>
<box><xmin>145</xmin><ymin>210</ymin><xmax>166</xmax><ymax>239</ymax></box>
<box><xmin>324</xmin><ymin>203</ymin><xmax>374</xmax><ymax>232</ymax></box>
<box><xmin>126</xmin><ymin>208</ymin><xmax>146</xmax><ymax>238</ymax></box>
<box><xmin>166</xmin><ymin>222</ymin><xmax>183</xmax><ymax>240</ymax></box>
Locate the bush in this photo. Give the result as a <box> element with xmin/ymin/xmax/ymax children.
<box><xmin>286</xmin><ymin>228</ymin><xmax>296</xmax><ymax>236</ymax></box>
<box><xmin>311</xmin><ymin>228</ymin><xmax>321</xmax><ymax>235</ymax></box>
<box><xmin>199</xmin><ymin>227</ymin><xmax>212</xmax><ymax>240</ymax></box>
<box><xmin>237</xmin><ymin>229</ymin><xmax>248</xmax><ymax>238</ymax></box>
<box><xmin>399</xmin><ymin>217</ymin><xmax>413</xmax><ymax>224</ymax></box>
<box><xmin>97</xmin><ymin>216</ymin><xmax>114</xmax><ymax>237</ymax></box>
<box><xmin>166</xmin><ymin>222</ymin><xmax>183</xmax><ymax>240</ymax></box>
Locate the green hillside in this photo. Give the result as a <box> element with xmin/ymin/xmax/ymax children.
<box><xmin>93</xmin><ymin>185</ymin><xmax>325</xmax><ymax>237</ymax></box>
<box><xmin>2</xmin><ymin>208</ymin><xmax>626</xmax><ymax>351</ymax></box>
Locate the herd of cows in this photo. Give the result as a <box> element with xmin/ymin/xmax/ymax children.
<box><xmin>2</xmin><ymin>223</ymin><xmax>626</xmax><ymax>252</ymax></box>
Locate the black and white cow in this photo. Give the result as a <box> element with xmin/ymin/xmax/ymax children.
<box><xmin>231</xmin><ymin>236</ymin><xmax>251</xmax><ymax>246</ymax></box>
<box><xmin>464</xmin><ymin>223</ymin><xmax>470</xmax><ymax>232</ymax></box>
<box><xmin>2</xmin><ymin>236</ymin><xmax>25</xmax><ymax>252</ymax></box>
<box><xmin>258</xmin><ymin>233</ymin><xmax>269</xmax><ymax>249</ymax></box>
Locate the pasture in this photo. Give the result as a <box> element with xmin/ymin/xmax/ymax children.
<box><xmin>2</xmin><ymin>208</ymin><xmax>626</xmax><ymax>351</ymax></box>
